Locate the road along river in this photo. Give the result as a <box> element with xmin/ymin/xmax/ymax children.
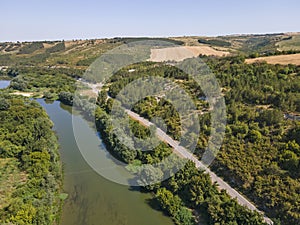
<box><xmin>37</xmin><ymin>99</ymin><xmax>174</xmax><ymax>225</ymax></box>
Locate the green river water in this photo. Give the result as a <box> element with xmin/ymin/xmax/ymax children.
<box><xmin>37</xmin><ymin>99</ymin><xmax>174</xmax><ymax>225</ymax></box>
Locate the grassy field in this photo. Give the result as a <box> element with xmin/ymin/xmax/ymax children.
<box><xmin>277</xmin><ymin>34</ymin><xmax>300</xmax><ymax>51</ymax></box>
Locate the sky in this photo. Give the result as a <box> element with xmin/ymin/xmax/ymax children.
<box><xmin>1</xmin><ymin>0</ymin><xmax>300</xmax><ymax>42</ymax></box>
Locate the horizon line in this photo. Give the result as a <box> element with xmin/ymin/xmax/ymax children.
<box><xmin>1</xmin><ymin>31</ymin><xmax>299</xmax><ymax>43</ymax></box>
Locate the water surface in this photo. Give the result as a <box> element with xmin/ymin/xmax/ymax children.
<box><xmin>37</xmin><ymin>99</ymin><xmax>173</xmax><ymax>225</ymax></box>
<box><xmin>0</xmin><ymin>80</ymin><xmax>10</xmax><ymax>89</ymax></box>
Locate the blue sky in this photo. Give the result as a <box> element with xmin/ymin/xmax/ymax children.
<box><xmin>1</xmin><ymin>0</ymin><xmax>300</xmax><ymax>42</ymax></box>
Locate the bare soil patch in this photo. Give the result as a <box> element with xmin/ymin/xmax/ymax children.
<box><xmin>43</xmin><ymin>43</ymin><xmax>55</xmax><ymax>49</ymax></box>
<box><xmin>11</xmin><ymin>91</ymin><xmax>34</xmax><ymax>97</ymax></box>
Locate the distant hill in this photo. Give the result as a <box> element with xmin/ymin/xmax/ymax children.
<box><xmin>1</xmin><ymin>33</ymin><xmax>300</xmax><ymax>68</ymax></box>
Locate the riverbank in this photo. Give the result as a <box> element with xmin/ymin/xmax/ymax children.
<box><xmin>37</xmin><ymin>99</ymin><xmax>175</xmax><ymax>225</ymax></box>
<box><xmin>0</xmin><ymin>95</ymin><xmax>63</xmax><ymax>225</ymax></box>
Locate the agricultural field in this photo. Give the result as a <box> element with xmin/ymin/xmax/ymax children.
<box><xmin>246</xmin><ymin>53</ymin><xmax>300</xmax><ymax>65</ymax></box>
<box><xmin>150</xmin><ymin>46</ymin><xmax>229</xmax><ymax>62</ymax></box>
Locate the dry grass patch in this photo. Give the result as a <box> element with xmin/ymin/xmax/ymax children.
<box><xmin>246</xmin><ymin>53</ymin><xmax>300</xmax><ymax>65</ymax></box>
<box><xmin>150</xmin><ymin>46</ymin><xmax>229</xmax><ymax>62</ymax></box>
<box><xmin>43</xmin><ymin>43</ymin><xmax>55</xmax><ymax>49</ymax></box>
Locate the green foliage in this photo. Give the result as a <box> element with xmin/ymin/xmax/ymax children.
<box><xmin>0</xmin><ymin>54</ymin><xmax>13</xmax><ymax>65</ymax></box>
<box><xmin>43</xmin><ymin>91</ymin><xmax>57</xmax><ymax>100</ymax></box>
<box><xmin>18</xmin><ymin>42</ymin><xmax>44</xmax><ymax>54</ymax></box>
<box><xmin>156</xmin><ymin>188</ymin><xmax>183</xmax><ymax>217</ymax></box>
<box><xmin>243</xmin><ymin>37</ymin><xmax>274</xmax><ymax>53</ymax></box>
<box><xmin>238</xmin><ymin>34</ymin><xmax>280</xmax><ymax>54</ymax></box>
<box><xmin>205</xmin><ymin>56</ymin><xmax>300</xmax><ymax>112</ymax></box>
<box><xmin>161</xmin><ymin>162</ymin><xmax>266</xmax><ymax>225</ymax></box>
<box><xmin>9</xmin><ymin>67</ymin><xmax>78</xmax><ymax>95</ymax></box>
<box><xmin>95</xmin><ymin>106</ymin><xmax>172</xmax><ymax>164</ymax></box>
<box><xmin>7</xmin><ymin>68</ymin><xmax>19</xmax><ymax>77</ymax></box>
<box><xmin>96</xmin><ymin>58</ymin><xmax>300</xmax><ymax>224</ymax></box>
<box><xmin>287</xmin><ymin>123</ymin><xmax>300</xmax><ymax>145</ymax></box>
<box><xmin>27</xmin><ymin>52</ymin><xmax>50</xmax><ymax>64</ymax></box>
<box><xmin>248</xmin><ymin>49</ymin><xmax>300</xmax><ymax>58</ymax></box>
<box><xmin>0</xmin><ymin>95</ymin><xmax>62</xmax><ymax>225</ymax></box>
<box><xmin>138</xmin><ymin>165</ymin><xmax>164</xmax><ymax>191</ymax></box>
<box><xmin>96</xmin><ymin>94</ymin><xmax>267</xmax><ymax>224</ymax></box>
<box><xmin>58</xmin><ymin>92</ymin><xmax>74</xmax><ymax>106</ymax></box>
<box><xmin>76</xmin><ymin>56</ymin><xmax>99</xmax><ymax>66</ymax></box>
<box><xmin>174</xmin><ymin>207</ymin><xmax>194</xmax><ymax>225</ymax></box>
<box><xmin>199</xmin><ymin>57</ymin><xmax>300</xmax><ymax>224</ymax></box>
<box><xmin>0</xmin><ymin>97</ymin><xmax>10</xmax><ymax>110</ymax></box>
<box><xmin>277</xmin><ymin>140</ymin><xmax>300</xmax><ymax>176</ymax></box>
<box><xmin>118</xmin><ymin>37</ymin><xmax>184</xmax><ymax>46</ymax></box>
<box><xmin>277</xmin><ymin>35</ymin><xmax>300</xmax><ymax>51</ymax></box>
<box><xmin>246</xmin><ymin>129</ymin><xmax>262</xmax><ymax>142</ymax></box>
<box><xmin>207</xmin><ymin>192</ymin><xmax>266</xmax><ymax>225</ymax></box>
<box><xmin>133</xmin><ymin>97</ymin><xmax>181</xmax><ymax>140</ymax></box>
<box><xmin>279</xmin><ymin>150</ymin><xmax>299</xmax><ymax>170</ymax></box>
<box><xmin>198</xmin><ymin>38</ymin><xmax>232</xmax><ymax>47</ymax></box>
<box><xmin>258</xmin><ymin>109</ymin><xmax>283</xmax><ymax>126</ymax></box>
<box><xmin>45</xmin><ymin>42</ymin><xmax>65</xmax><ymax>53</ymax></box>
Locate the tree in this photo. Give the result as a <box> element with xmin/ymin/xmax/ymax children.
<box><xmin>7</xmin><ymin>68</ymin><xmax>19</xmax><ymax>77</ymax></box>
<box><xmin>58</xmin><ymin>91</ymin><xmax>74</xmax><ymax>105</ymax></box>
<box><xmin>10</xmin><ymin>204</ymin><xmax>37</xmax><ymax>225</ymax></box>
<box><xmin>258</xmin><ymin>109</ymin><xmax>283</xmax><ymax>126</ymax></box>
<box><xmin>137</xmin><ymin>165</ymin><xmax>163</xmax><ymax>191</ymax></box>
<box><xmin>0</xmin><ymin>97</ymin><xmax>10</xmax><ymax>110</ymax></box>
<box><xmin>156</xmin><ymin>188</ymin><xmax>182</xmax><ymax>216</ymax></box>
<box><xmin>247</xmin><ymin>129</ymin><xmax>262</xmax><ymax>142</ymax></box>
<box><xmin>175</xmin><ymin>207</ymin><xmax>195</xmax><ymax>225</ymax></box>
<box><xmin>279</xmin><ymin>150</ymin><xmax>299</xmax><ymax>171</ymax></box>
<box><xmin>188</xmin><ymin>174</ymin><xmax>215</xmax><ymax>207</ymax></box>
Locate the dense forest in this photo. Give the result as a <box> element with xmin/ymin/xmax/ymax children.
<box><xmin>94</xmin><ymin>106</ymin><xmax>267</xmax><ymax>225</ymax></box>
<box><xmin>204</xmin><ymin>56</ymin><xmax>300</xmax><ymax>224</ymax></box>
<box><xmin>0</xmin><ymin>92</ymin><xmax>63</xmax><ymax>224</ymax></box>
<box><xmin>4</xmin><ymin>66</ymin><xmax>83</xmax><ymax>100</ymax></box>
<box><xmin>95</xmin><ymin>56</ymin><xmax>300</xmax><ymax>225</ymax></box>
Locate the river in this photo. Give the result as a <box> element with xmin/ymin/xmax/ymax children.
<box><xmin>36</xmin><ymin>99</ymin><xmax>174</xmax><ymax>225</ymax></box>
<box><xmin>0</xmin><ymin>80</ymin><xmax>10</xmax><ymax>89</ymax></box>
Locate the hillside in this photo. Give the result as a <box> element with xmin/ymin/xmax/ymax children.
<box><xmin>246</xmin><ymin>53</ymin><xmax>300</xmax><ymax>65</ymax></box>
<box><xmin>1</xmin><ymin>33</ymin><xmax>300</xmax><ymax>69</ymax></box>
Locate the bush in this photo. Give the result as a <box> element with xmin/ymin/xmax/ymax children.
<box><xmin>58</xmin><ymin>92</ymin><xmax>74</xmax><ymax>105</ymax></box>
<box><xmin>18</xmin><ymin>42</ymin><xmax>44</xmax><ymax>54</ymax></box>
<box><xmin>46</xmin><ymin>42</ymin><xmax>65</xmax><ymax>53</ymax></box>
<box><xmin>198</xmin><ymin>38</ymin><xmax>231</xmax><ymax>47</ymax></box>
